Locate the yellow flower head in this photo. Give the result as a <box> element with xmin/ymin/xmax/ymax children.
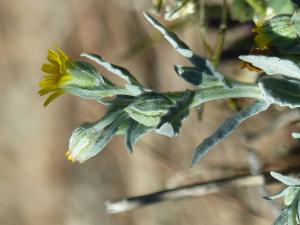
<box><xmin>39</xmin><ymin>48</ymin><xmax>73</xmax><ymax>106</ymax></box>
<box><xmin>39</xmin><ymin>48</ymin><xmax>113</xmax><ymax>106</ymax></box>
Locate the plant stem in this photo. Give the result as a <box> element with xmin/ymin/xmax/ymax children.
<box><xmin>198</xmin><ymin>0</ymin><xmax>213</xmax><ymax>57</ymax></box>
<box><xmin>212</xmin><ymin>0</ymin><xmax>228</xmax><ymax>67</ymax></box>
<box><xmin>190</xmin><ymin>83</ymin><xmax>263</xmax><ymax>108</ymax></box>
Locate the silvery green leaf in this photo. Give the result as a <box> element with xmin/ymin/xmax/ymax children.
<box><xmin>288</xmin><ymin>205</ymin><xmax>297</xmax><ymax>225</ymax></box>
<box><xmin>259</xmin><ymin>75</ymin><xmax>300</xmax><ymax>108</ymax></box>
<box><xmin>271</xmin><ymin>172</ymin><xmax>300</xmax><ymax>186</ymax></box>
<box><xmin>64</xmin><ymin>85</ymin><xmax>133</xmax><ymax>100</ymax></box>
<box><xmin>192</xmin><ymin>100</ymin><xmax>271</xmax><ymax>165</ymax></box>
<box><xmin>143</xmin><ymin>12</ymin><xmax>225</xmax><ymax>85</ymax></box>
<box><xmin>297</xmin><ymin>194</ymin><xmax>300</xmax><ymax>222</ymax></box>
<box><xmin>124</xmin><ymin>84</ymin><xmax>144</xmax><ymax>95</ymax></box>
<box><xmin>81</xmin><ymin>53</ymin><xmax>144</xmax><ymax>94</ymax></box>
<box><xmin>94</xmin><ymin>109</ymin><xmax>124</xmax><ymax>130</ymax></box>
<box><xmin>106</xmin><ymin>95</ymin><xmax>135</xmax><ymax>113</ymax></box>
<box><xmin>156</xmin><ymin>90</ymin><xmax>194</xmax><ymax>137</ymax></box>
<box><xmin>91</xmin><ymin>113</ymin><xmax>129</xmax><ymax>156</ymax></box>
<box><xmin>125</xmin><ymin>92</ymin><xmax>174</xmax><ymax>126</ymax></box>
<box><xmin>174</xmin><ymin>65</ymin><xmax>224</xmax><ymax>87</ymax></box>
<box><xmin>273</xmin><ymin>208</ymin><xmax>289</xmax><ymax>225</ymax></box>
<box><xmin>116</xmin><ymin>119</ymin><xmax>131</xmax><ymax>135</ymax></box>
<box><xmin>285</xmin><ymin>187</ymin><xmax>300</xmax><ymax>206</ymax></box>
<box><xmin>239</xmin><ymin>55</ymin><xmax>300</xmax><ymax>80</ymax></box>
<box><xmin>264</xmin><ymin>187</ymin><xmax>289</xmax><ymax>200</ymax></box>
<box><xmin>125</xmin><ymin>119</ymin><xmax>153</xmax><ymax>153</ymax></box>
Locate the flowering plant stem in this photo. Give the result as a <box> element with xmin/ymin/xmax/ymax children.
<box><xmin>164</xmin><ymin>82</ymin><xmax>263</xmax><ymax>108</ymax></box>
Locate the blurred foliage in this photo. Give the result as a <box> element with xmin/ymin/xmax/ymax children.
<box><xmin>39</xmin><ymin>1</ymin><xmax>300</xmax><ymax>224</ymax></box>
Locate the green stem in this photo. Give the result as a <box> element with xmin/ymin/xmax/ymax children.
<box><xmin>164</xmin><ymin>82</ymin><xmax>263</xmax><ymax>108</ymax></box>
<box><xmin>190</xmin><ymin>83</ymin><xmax>263</xmax><ymax>107</ymax></box>
<box><xmin>198</xmin><ymin>0</ymin><xmax>213</xmax><ymax>57</ymax></box>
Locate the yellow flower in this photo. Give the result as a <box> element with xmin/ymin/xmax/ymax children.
<box><xmin>39</xmin><ymin>48</ymin><xmax>73</xmax><ymax>106</ymax></box>
<box><xmin>39</xmin><ymin>48</ymin><xmax>114</xmax><ymax>106</ymax></box>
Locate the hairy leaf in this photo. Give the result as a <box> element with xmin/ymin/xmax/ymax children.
<box><xmin>81</xmin><ymin>53</ymin><xmax>144</xmax><ymax>95</ymax></box>
<box><xmin>125</xmin><ymin>92</ymin><xmax>174</xmax><ymax>126</ymax></box>
<box><xmin>192</xmin><ymin>100</ymin><xmax>271</xmax><ymax>165</ymax></box>
<box><xmin>143</xmin><ymin>12</ymin><xmax>226</xmax><ymax>85</ymax></box>
<box><xmin>285</xmin><ymin>188</ymin><xmax>300</xmax><ymax>206</ymax></box>
<box><xmin>259</xmin><ymin>76</ymin><xmax>300</xmax><ymax>108</ymax></box>
<box><xmin>125</xmin><ymin>119</ymin><xmax>153</xmax><ymax>153</ymax></box>
<box><xmin>174</xmin><ymin>65</ymin><xmax>223</xmax><ymax>87</ymax></box>
<box><xmin>156</xmin><ymin>90</ymin><xmax>195</xmax><ymax>137</ymax></box>
<box><xmin>273</xmin><ymin>208</ymin><xmax>289</xmax><ymax>225</ymax></box>
<box><xmin>288</xmin><ymin>205</ymin><xmax>297</xmax><ymax>225</ymax></box>
<box><xmin>239</xmin><ymin>55</ymin><xmax>300</xmax><ymax>80</ymax></box>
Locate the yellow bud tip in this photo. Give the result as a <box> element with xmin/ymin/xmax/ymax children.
<box><xmin>65</xmin><ymin>150</ymin><xmax>76</xmax><ymax>163</ymax></box>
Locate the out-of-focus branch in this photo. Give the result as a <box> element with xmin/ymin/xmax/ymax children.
<box><xmin>198</xmin><ymin>0</ymin><xmax>213</xmax><ymax>57</ymax></box>
<box><xmin>105</xmin><ymin>167</ymin><xmax>300</xmax><ymax>214</ymax></box>
<box><xmin>212</xmin><ymin>0</ymin><xmax>228</xmax><ymax>67</ymax></box>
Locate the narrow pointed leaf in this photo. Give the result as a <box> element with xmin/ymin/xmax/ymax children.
<box><xmin>81</xmin><ymin>53</ymin><xmax>144</xmax><ymax>94</ymax></box>
<box><xmin>82</xmin><ymin>113</ymin><xmax>129</xmax><ymax>161</ymax></box>
<box><xmin>143</xmin><ymin>12</ymin><xmax>225</xmax><ymax>85</ymax></box>
<box><xmin>174</xmin><ymin>65</ymin><xmax>224</xmax><ymax>87</ymax></box>
<box><xmin>273</xmin><ymin>208</ymin><xmax>288</xmax><ymax>225</ymax></box>
<box><xmin>125</xmin><ymin>119</ymin><xmax>153</xmax><ymax>153</ymax></box>
<box><xmin>288</xmin><ymin>206</ymin><xmax>297</xmax><ymax>225</ymax></box>
<box><xmin>156</xmin><ymin>90</ymin><xmax>194</xmax><ymax>137</ymax></box>
<box><xmin>192</xmin><ymin>100</ymin><xmax>271</xmax><ymax>165</ymax></box>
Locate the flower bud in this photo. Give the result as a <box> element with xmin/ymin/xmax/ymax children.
<box><xmin>66</xmin><ymin>113</ymin><xmax>128</xmax><ymax>163</ymax></box>
<box><xmin>66</xmin><ymin>124</ymin><xmax>101</xmax><ymax>163</ymax></box>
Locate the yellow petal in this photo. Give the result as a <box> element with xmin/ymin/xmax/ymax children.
<box><xmin>57</xmin><ymin>48</ymin><xmax>69</xmax><ymax>61</ymax></box>
<box><xmin>43</xmin><ymin>90</ymin><xmax>64</xmax><ymax>106</ymax></box>
<box><xmin>47</xmin><ymin>48</ymin><xmax>60</xmax><ymax>65</ymax></box>
<box><xmin>41</xmin><ymin>63</ymin><xmax>60</xmax><ymax>75</ymax></box>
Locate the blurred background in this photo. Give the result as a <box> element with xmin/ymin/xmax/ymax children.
<box><xmin>1</xmin><ymin>0</ymin><xmax>300</xmax><ymax>224</ymax></box>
